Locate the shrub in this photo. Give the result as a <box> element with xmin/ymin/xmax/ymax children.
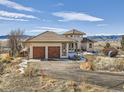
<box><xmin>0</xmin><ymin>62</ymin><xmax>4</xmax><ymax>75</ymax></box>
<box><xmin>93</xmin><ymin>56</ymin><xmax>124</xmax><ymax>71</ymax></box>
<box><xmin>24</xmin><ymin>63</ymin><xmax>44</xmax><ymax>77</ymax></box>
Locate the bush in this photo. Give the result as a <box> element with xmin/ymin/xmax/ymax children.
<box><xmin>93</xmin><ymin>56</ymin><xmax>124</xmax><ymax>71</ymax></box>
<box><xmin>24</xmin><ymin>63</ymin><xmax>43</xmax><ymax>77</ymax></box>
<box><xmin>0</xmin><ymin>62</ymin><xmax>4</xmax><ymax>75</ymax></box>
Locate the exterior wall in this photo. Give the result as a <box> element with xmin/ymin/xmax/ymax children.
<box><xmin>25</xmin><ymin>42</ymin><xmax>69</xmax><ymax>59</ymax></box>
<box><xmin>87</xmin><ymin>42</ymin><xmax>94</xmax><ymax>51</ymax></box>
<box><xmin>65</xmin><ymin>35</ymin><xmax>83</xmax><ymax>50</ymax></box>
<box><xmin>81</xmin><ymin>42</ymin><xmax>94</xmax><ymax>51</ymax></box>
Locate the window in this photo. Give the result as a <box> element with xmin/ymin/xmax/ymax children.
<box><xmin>71</xmin><ymin>43</ymin><xmax>74</xmax><ymax>48</ymax></box>
<box><xmin>89</xmin><ymin>43</ymin><xmax>92</xmax><ymax>48</ymax></box>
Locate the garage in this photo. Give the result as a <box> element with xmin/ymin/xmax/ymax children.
<box><xmin>24</xmin><ymin>31</ymin><xmax>75</xmax><ymax>59</ymax></box>
<box><xmin>33</xmin><ymin>47</ymin><xmax>45</xmax><ymax>59</ymax></box>
<box><xmin>48</xmin><ymin>46</ymin><xmax>60</xmax><ymax>58</ymax></box>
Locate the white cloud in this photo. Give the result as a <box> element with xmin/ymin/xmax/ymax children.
<box><xmin>0</xmin><ymin>0</ymin><xmax>38</xmax><ymax>12</ymax></box>
<box><xmin>29</xmin><ymin>26</ymin><xmax>68</xmax><ymax>34</ymax></box>
<box><xmin>53</xmin><ymin>12</ymin><xmax>104</xmax><ymax>22</ymax></box>
<box><xmin>97</xmin><ymin>24</ymin><xmax>108</xmax><ymax>27</ymax></box>
<box><xmin>0</xmin><ymin>10</ymin><xmax>38</xmax><ymax>19</ymax></box>
<box><xmin>0</xmin><ymin>10</ymin><xmax>38</xmax><ymax>21</ymax></box>
<box><xmin>0</xmin><ymin>16</ymin><xmax>28</xmax><ymax>21</ymax></box>
<box><xmin>54</xmin><ymin>3</ymin><xmax>64</xmax><ymax>7</ymax></box>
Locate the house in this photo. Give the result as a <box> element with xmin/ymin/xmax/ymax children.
<box><xmin>24</xmin><ymin>31</ymin><xmax>76</xmax><ymax>59</ymax></box>
<box><xmin>24</xmin><ymin>29</ymin><xmax>94</xmax><ymax>59</ymax></box>
<box><xmin>81</xmin><ymin>38</ymin><xmax>95</xmax><ymax>51</ymax></box>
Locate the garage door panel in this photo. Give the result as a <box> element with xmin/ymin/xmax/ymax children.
<box><xmin>33</xmin><ymin>47</ymin><xmax>45</xmax><ymax>59</ymax></box>
<box><xmin>48</xmin><ymin>46</ymin><xmax>60</xmax><ymax>58</ymax></box>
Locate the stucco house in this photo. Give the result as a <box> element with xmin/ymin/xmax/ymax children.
<box><xmin>24</xmin><ymin>31</ymin><xmax>76</xmax><ymax>59</ymax></box>
<box><xmin>63</xmin><ymin>29</ymin><xmax>94</xmax><ymax>52</ymax></box>
<box><xmin>81</xmin><ymin>38</ymin><xmax>95</xmax><ymax>51</ymax></box>
<box><xmin>24</xmin><ymin>29</ymin><xmax>94</xmax><ymax>59</ymax></box>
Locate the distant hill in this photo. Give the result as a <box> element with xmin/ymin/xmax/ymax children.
<box><xmin>0</xmin><ymin>35</ymin><xmax>123</xmax><ymax>42</ymax></box>
<box><xmin>87</xmin><ymin>35</ymin><xmax>122</xmax><ymax>41</ymax></box>
<box><xmin>0</xmin><ymin>35</ymin><xmax>31</xmax><ymax>40</ymax></box>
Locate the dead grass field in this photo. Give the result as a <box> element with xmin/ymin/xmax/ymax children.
<box><xmin>94</xmin><ymin>41</ymin><xmax>124</xmax><ymax>56</ymax></box>
<box><xmin>0</xmin><ymin>58</ymin><xmax>111</xmax><ymax>92</ymax></box>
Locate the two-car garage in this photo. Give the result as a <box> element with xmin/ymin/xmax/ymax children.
<box><xmin>33</xmin><ymin>46</ymin><xmax>60</xmax><ymax>59</ymax></box>
<box><xmin>24</xmin><ymin>31</ymin><xmax>74</xmax><ymax>59</ymax></box>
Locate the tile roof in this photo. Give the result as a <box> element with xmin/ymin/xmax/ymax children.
<box><xmin>25</xmin><ymin>31</ymin><xmax>76</xmax><ymax>43</ymax></box>
<box><xmin>63</xmin><ymin>29</ymin><xmax>86</xmax><ymax>35</ymax></box>
<box><xmin>81</xmin><ymin>38</ymin><xmax>95</xmax><ymax>43</ymax></box>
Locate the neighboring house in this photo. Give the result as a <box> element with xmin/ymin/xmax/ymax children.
<box><xmin>23</xmin><ymin>29</ymin><xmax>95</xmax><ymax>59</ymax></box>
<box><xmin>81</xmin><ymin>38</ymin><xmax>95</xmax><ymax>51</ymax></box>
<box><xmin>24</xmin><ymin>31</ymin><xmax>76</xmax><ymax>59</ymax></box>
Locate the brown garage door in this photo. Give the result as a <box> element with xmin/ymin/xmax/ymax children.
<box><xmin>33</xmin><ymin>47</ymin><xmax>45</xmax><ymax>59</ymax></box>
<box><xmin>48</xmin><ymin>46</ymin><xmax>60</xmax><ymax>58</ymax></box>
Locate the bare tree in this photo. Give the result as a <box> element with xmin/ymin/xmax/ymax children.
<box><xmin>8</xmin><ymin>29</ymin><xmax>24</xmax><ymax>57</ymax></box>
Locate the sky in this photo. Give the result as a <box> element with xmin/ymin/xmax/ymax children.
<box><xmin>0</xmin><ymin>0</ymin><xmax>124</xmax><ymax>36</ymax></box>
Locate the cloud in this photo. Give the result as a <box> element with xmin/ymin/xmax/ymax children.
<box><xmin>29</xmin><ymin>26</ymin><xmax>68</xmax><ymax>34</ymax></box>
<box><xmin>97</xmin><ymin>24</ymin><xmax>108</xmax><ymax>27</ymax></box>
<box><xmin>53</xmin><ymin>3</ymin><xmax>64</xmax><ymax>7</ymax></box>
<box><xmin>0</xmin><ymin>10</ymin><xmax>38</xmax><ymax>21</ymax></box>
<box><xmin>0</xmin><ymin>10</ymin><xmax>38</xmax><ymax>19</ymax></box>
<box><xmin>53</xmin><ymin>12</ymin><xmax>104</xmax><ymax>22</ymax></box>
<box><xmin>0</xmin><ymin>0</ymin><xmax>38</xmax><ymax>12</ymax></box>
<box><xmin>0</xmin><ymin>16</ymin><xmax>28</xmax><ymax>21</ymax></box>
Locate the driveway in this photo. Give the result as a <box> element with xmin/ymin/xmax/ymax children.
<box><xmin>31</xmin><ymin>61</ymin><xmax>124</xmax><ymax>91</ymax></box>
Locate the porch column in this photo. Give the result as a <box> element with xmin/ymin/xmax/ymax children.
<box><xmin>73</xmin><ymin>43</ymin><xmax>76</xmax><ymax>50</ymax></box>
<box><xmin>66</xmin><ymin>43</ymin><xmax>69</xmax><ymax>57</ymax></box>
<box><xmin>77</xmin><ymin>40</ymin><xmax>82</xmax><ymax>50</ymax></box>
<box><xmin>45</xmin><ymin>46</ymin><xmax>48</xmax><ymax>59</ymax></box>
<box><xmin>29</xmin><ymin>46</ymin><xmax>33</xmax><ymax>58</ymax></box>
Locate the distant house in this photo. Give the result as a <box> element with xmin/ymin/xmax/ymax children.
<box><xmin>24</xmin><ymin>29</ymin><xmax>94</xmax><ymax>59</ymax></box>
<box><xmin>81</xmin><ymin>38</ymin><xmax>95</xmax><ymax>51</ymax></box>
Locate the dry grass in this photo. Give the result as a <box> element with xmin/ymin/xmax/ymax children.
<box><xmin>0</xmin><ymin>60</ymin><xmax>110</xmax><ymax>92</ymax></box>
<box><xmin>0</xmin><ymin>71</ymin><xmax>110</xmax><ymax>92</ymax></box>
<box><xmin>93</xmin><ymin>56</ymin><xmax>124</xmax><ymax>71</ymax></box>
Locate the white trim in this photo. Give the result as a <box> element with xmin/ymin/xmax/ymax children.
<box><xmin>45</xmin><ymin>46</ymin><xmax>48</xmax><ymax>59</ymax></box>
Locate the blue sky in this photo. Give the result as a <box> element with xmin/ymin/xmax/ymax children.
<box><xmin>0</xmin><ymin>0</ymin><xmax>124</xmax><ymax>36</ymax></box>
